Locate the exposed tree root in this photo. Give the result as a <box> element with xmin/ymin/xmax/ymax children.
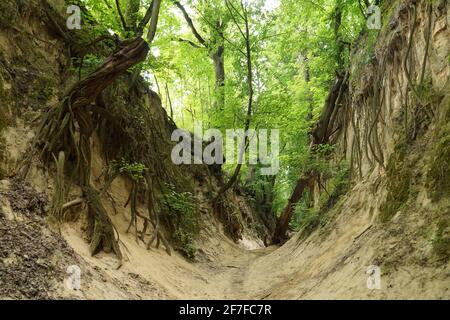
<box><xmin>62</xmin><ymin>198</ymin><xmax>84</xmax><ymax>211</ymax></box>
<box><xmin>403</xmin><ymin>2</ymin><xmax>435</xmax><ymax>139</ymax></box>
<box><xmin>213</xmin><ymin>194</ymin><xmax>243</xmax><ymax>242</ymax></box>
<box><xmin>18</xmin><ymin>38</ymin><xmax>150</xmax><ymax>261</ymax></box>
<box><xmin>83</xmin><ymin>184</ymin><xmax>122</xmax><ymax>260</ymax></box>
<box><xmin>368</xmin><ymin>57</ymin><xmax>386</xmax><ymax>169</ymax></box>
<box><xmin>49</xmin><ymin>151</ymin><xmax>66</xmax><ymax>222</ymax></box>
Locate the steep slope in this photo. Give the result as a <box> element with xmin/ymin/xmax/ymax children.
<box><xmin>239</xmin><ymin>0</ymin><xmax>450</xmax><ymax>299</ymax></box>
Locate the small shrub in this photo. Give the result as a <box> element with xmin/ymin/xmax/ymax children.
<box><xmin>174</xmin><ymin>230</ymin><xmax>197</xmax><ymax>259</ymax></box>
<box><xmin>295</xmin><ymin>206</ymin><xmax>321</xmax><ymax>240</ymax></box>
<box><xmin>291</xmin><ymin>159</ymin><xmax>350</xmax><ymax>236</ymax></box>
<box><xmin>164</xmin><ymin>183</ymin><xmax>199</xmax><ymax>259</ymax></box>
<box><xmin>111</xmin><ymin>158</ymin><xmax>146</xmax><ymax>181</ymax></box>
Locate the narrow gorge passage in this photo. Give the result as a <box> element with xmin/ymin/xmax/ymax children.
<box><xmin>0</xmin><ymin>0</ymin><xmax>449</xmax><ymax>302</ymax></box>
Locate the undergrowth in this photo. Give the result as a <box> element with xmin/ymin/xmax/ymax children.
<box><xmin>292</xmin><ymin>158</ymin><xmax>350</xmax><ymax>239</ymax></box>
<box><xmin>111</xmin><ymin>158</ymin><xmax>147</xmax><ymax>181</ymax></box>
<box><xmin>163</xmin><ymin>183</ymin><xmax>199</xmax><ymax>259</ymax></box>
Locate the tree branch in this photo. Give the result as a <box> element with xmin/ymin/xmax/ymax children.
<box><xmin>176</xmin><ymin>37</ymin><xmax>203</xmax><ymax>49</ymax></box>
<box><xmin>225</xmin><ymin>0</ymin><xmax>246</xmax><ymax>40</ymax></box>
<box><xmin>215</xmin><ymin>1</ymin><xmax>253</xmax><ymax>197</ymax></box>
<box><xmin>137</xmin><ymin>0</ymin><xmax>154</xmax><ymax>36</ymax></box>
<box><xmin>195</xmin><ymin>10</ymin><xmax>246</xmax><ymax>56</ymax></box>
<box><xmin>147</xmin><ymin>0</ymin><xmax>162</xmax><ymax>44</ymax></box>
<box><xmin>173</xmin><ymin>1</ymin><xmax>207</xmax><ymax>47</ymax></box>
<box><xmin>115</xmin><ymin>0</ymin><xmax>128</xmax><ymax>31</ymax></box>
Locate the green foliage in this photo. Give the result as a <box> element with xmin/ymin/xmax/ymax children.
<box><xmin>308</xmin><ymin>145</ymin><xmax>336</xmax><ymax>174</ymax></box>
<box><xmin>414</xmin><ymin>79</ymin><xmax>436</xmax><ymax>106</ymax></box>
<box><xmin>322</xmin><ymin>160</ymin><xmax>350</xmax><ymax>208</ymax></box>
<box><xmin>111</xmin><ymin>158</ymin><xmax>146</xmax><ymax>181</ymax></box>
<box><xmin>174</xmin><ymin>230</ymin><xmax>197</xmax><ymax>259</ymax></box>
<box><xmin>350</xmin><ymin>30</ymin><xmax>379</xmax><ymax>97</ymax></box>
<box><xmin>75</xmin><ymin>54</ymin><xmax>103</xmax><ymax>78</ymax></box>
<box><xmin>78</xmin><ymin>0</ymin><xmax>126</xmax><ymax>36</ymax></box>
<box><xmin>164</xmin><ymin>183</ymin><xmax>199</xmax><ymax>259</ymax></box>
<box><xmin>165</xmin><ymin>184</ymin><xmax>196</xmax><ymax>215</ymax></box>
<box><xmin>294</xmin><ymin>206</ymin><xmax>321</xmax><ymax>238</ymax></box>
<box><xmin>291</xmin><ymin>160</ymin><xmax>349</xmax><ymax>233</ymax></box>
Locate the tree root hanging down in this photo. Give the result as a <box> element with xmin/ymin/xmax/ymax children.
<box><xmin>403</xmin><ymin>2</ymin><xmax>435</xmax><ymax>130</ymax></box>
<box><xmin>83</xmin><ymin>184</ymin><xmax>122</xmax><ymax>260</ymax></box>
<box><xmin>123</xmin><ymin>174</ymin><xmax>171</xmax><ymax>255</ymax></box>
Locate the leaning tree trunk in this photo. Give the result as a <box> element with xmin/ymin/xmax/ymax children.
<box><xmin>272</xmin><ymin>73</ymin><xmax>348</xmax><ymax>244</ymax></box>
<box><xmin>272</xmin><ymin>174</ymin><xmax>312</xmax><ymax>244</ymax></box>
<box><xmin>30</xmin><ymin>38</ymin><xmax>149</xmax><ymax>259</ymax></box>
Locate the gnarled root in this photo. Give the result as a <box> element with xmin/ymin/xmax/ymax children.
<box><xmin>83</xmin><ymin>184</ymin><xmax>122</xmax><ymax>260</ymax></box>
<box><xmin>17</xmin><ymin>37</ymin><xmax>150</xmax><ymax>261</ymax></box>
<box><xmin>123</xmin><ymin>175</ymin><xmax>171</xmax><ymax>255</ymax></box>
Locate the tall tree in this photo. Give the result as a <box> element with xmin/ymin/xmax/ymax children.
<box><xmin>215</xmin><ymin>0</ymin><xmax>254</xmax><ymax>197</ymax></box>
<box><xmin>173</xmin><ymin>0</ymin><xmax>227</xmax><ymax>110</ymax></box>
<box><xmin>272</xmin><ymin>0</ymin><xmax>352</xmax><ymax>243</ymax></box>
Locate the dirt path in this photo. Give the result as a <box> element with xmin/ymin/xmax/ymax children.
<box><xmin>58</xmin><ymin>216</ymin><xmax>276</xmax><ymax>299</ymax></box>
<box><xmin>196</xmin><ymin>248</ymin><xmax>271</xmax><ymax>299</ymax></box>
<box><xmin>3</xmin><ymin>207</ymin><xmax>449</xmax><ymax>300</ymax></box>
<box><xmin>4</xmin><ymin>175</ymin><xmax>447</xmax><ymax>300</ymax></box>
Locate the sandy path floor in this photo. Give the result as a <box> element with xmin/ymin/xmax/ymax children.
<box><xmin>59</xmin><ymin>215</ymin><xmax>277</xmax><ymax>299</ymax></box>
<box><xmin>58</xmin><ymin>206</ymin><xmax>449</xmax><ymax>300</ymax></box>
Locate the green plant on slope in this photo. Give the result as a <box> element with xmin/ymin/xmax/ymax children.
<box><xmin>164</xmin><ymin>183</ymin><xmax>199</xmax><ymax>259</ymax></box>
<box><xmin>291</xmin><ymin>160</ymin><xmax>349</xmax><ymax>235</ymax></box>
<box><xmin>111</xmin><ymin>158</ymin><xmax>147</xmax><ymax>181</ymax></box>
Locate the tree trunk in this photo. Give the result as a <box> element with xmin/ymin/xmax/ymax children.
<box><xmin>272</xmin><ymin>73</ymin><xmax>348</xmax><ymax>244</ymax></box>
<box><xmin>311</xmin><ymin>73</ymin><xmax>346</xmax><ymax>145</ymax></box>
<box><xmin>125</xmin><ymin>0</ymin><xmax>141</xmax><ymax>32</ymax></box>
<box><xmin>272</xmin><ymin>174</ymin><xmax>312</xmax><ymax>243</ymax></box>
<box><xmin>215</xmin><ymin>3</ymin><xmax>253</xmax><ymax>198</ymax></box>
<box><xmin>70</xmin><ymin>38</ymin><xmax>149</xmax><ymax>110</ymax></box>
<box><xmin>212</xmin><ymin>47</ymin><xmax>225</xmax><ymax>110</ymax></box>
